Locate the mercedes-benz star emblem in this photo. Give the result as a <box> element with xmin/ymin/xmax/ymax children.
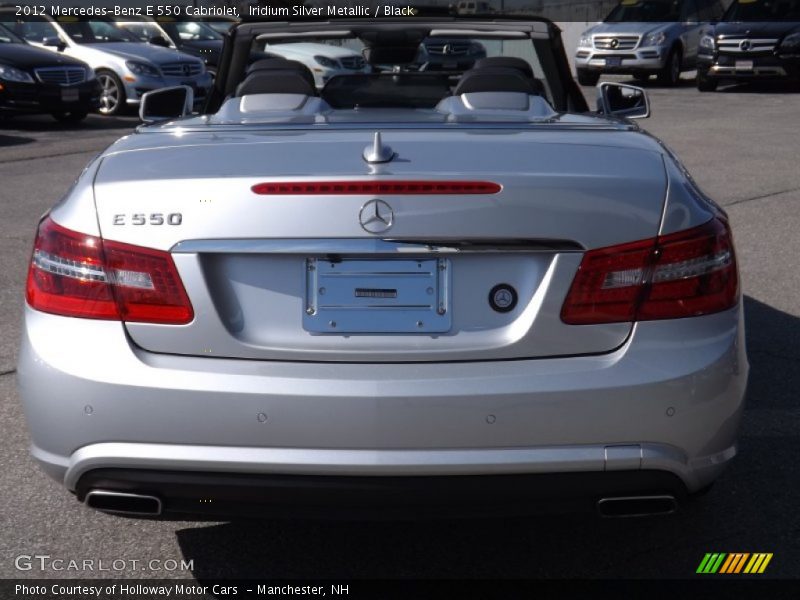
<box><xmin>610</xmin><ymin>38</ymin><xmax>619</xmax><ymax>49</ymax></box>
<box><xmin>739</xmin><ymin>39</ymin><xmax>751</xmax><ymax>51</ymax></box>
<box><xmin>359</xmin><ymin>199</ymin><xmax>394</xmax><ymax>234</ymax></box>
<box><xmin>488</xmin><ymin>284</ymin><xmax>518</xmax><ymax>313</ymax></box>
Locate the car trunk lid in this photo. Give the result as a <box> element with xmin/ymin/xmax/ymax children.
<box><xmin>93</xmin><ymin>128</ymin><xmax>667</xmax><ymax>362</ymax></box>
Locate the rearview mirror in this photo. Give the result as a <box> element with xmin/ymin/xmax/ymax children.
<box><xmin>139</xmin><ymin>86</ymin><xmax>194</xmax><ymax>123</ymax></box>
<box><xmin>596</xmin><ymin>82</ymin><xmax>650</xmax><ymax>119</ymax></box>
<box><xmin>43</xmin><ymin>36</ymin><xmax>66</xmax><ymax>51</ymax></box>
<box><xmin>148</xmin><ymin>35</ymin><xmax>171</xmax><ymax>48</ymax></box>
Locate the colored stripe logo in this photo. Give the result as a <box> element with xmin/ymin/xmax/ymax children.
<box><xmin>697</xmin><ymin>553</ymin><xmax>773</xmax><ymax>574</ymax></box>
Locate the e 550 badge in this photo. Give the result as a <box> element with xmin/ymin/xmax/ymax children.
<box><xmin>113</xmin><ymin>213</ymin><xmax>183</xmax><ymax>226</ymax></box>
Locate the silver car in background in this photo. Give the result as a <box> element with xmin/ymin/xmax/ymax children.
<box><xmin>17</xmin><ymin>17</ymin><xmax>747</xmax><ymax>519</ymax></box>
<box><xmin>0</xmin><ymin>12</ymin><xmax>211</xmax><ymax>115</ymax></box>
<box><xmin>576</xmin><ymin>0</ymin><xmax>727</xmax><ymax>86</ymax></box>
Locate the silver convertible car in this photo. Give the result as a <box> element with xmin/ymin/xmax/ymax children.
<box><xmin>18</xmin><ymin>16</ymin><xmax>747</xmax><ymax>519</ymax></box>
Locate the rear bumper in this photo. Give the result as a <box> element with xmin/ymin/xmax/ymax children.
<box><xmin>75</xmin><ymin>468</ymin><xmax>687</xmax><ymax>518</ymax></box>
<box><xmin>18</xmin><ymin>303</ymin><xmax>748</xmax><ymax>502</ymax></box>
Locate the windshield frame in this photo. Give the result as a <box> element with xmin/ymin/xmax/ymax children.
<box><xmin>604</xmin><ymin>0</ymin><xmax>684</xmax><ymax>23</ymax></box>
<box><xmin>59</xmin><ymin>18</ymin><xmax>142</xmax><ymax>44</ymax></box>
<box><xmin>114</xmin><ymin>19</ymin><xmax>170</xmax><ymax>43</ymax></box>
<box><xmin>166</xmin><ymin>20</ymin><xmax>223</xmax><ymax>42</ymax></box>
<box><xmin>722</xmin><ymin>0</ymin><xmax>800</xmax><ymax>22</ymax></box>
<box><xmin>209</xmin><ymin>18</ymin><xmax>587</xmax><ymax>115</ymax></box>
<box><xmin>0</xmin><ymin>22</ymin><xmax>24</xmax><ymax>44</ymax></box>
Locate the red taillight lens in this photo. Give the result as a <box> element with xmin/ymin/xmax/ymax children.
<box><xmin>26</xmin><ymin>217</ymin><xmax>193</xmax><ymax>324</ymax></box>
<box><xmin>104</xmin><ymin>241</ymin><xmax>194</xmax><ymax>324</ymax></box>
<box><xmin>561</xmin><ymin>218</ymin><xmax>738</xmax><ymax>325</ymax></box>
<box><xmin>25</xmin><ymin>218</ymin><xmax>117</xmax><ymax>319</ymax></box>
<box><xmin>251</xmin><ymin>180</ymin><xmax>502</xmax><ymax>195</ymax></box>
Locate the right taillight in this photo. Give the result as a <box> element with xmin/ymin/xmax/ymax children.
<box><xmin>25</xmin><ymin>217</ymin><xmax>193</xmax><ymax>324</ymax></box>
<box><xmin>561</xmin><ymin>217</ymin><xmax>738</xmax><ymax>325</ymax></box>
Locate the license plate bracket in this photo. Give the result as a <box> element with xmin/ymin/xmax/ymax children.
<box><xmin>61</xmin><ymin>87</ymin><xmax>79</xmax><ymax>102</ymax></box>
<box><xmin>303</xmin><ymin>258</ymin><xmax>451</xmax><ymax>334</ymax></box>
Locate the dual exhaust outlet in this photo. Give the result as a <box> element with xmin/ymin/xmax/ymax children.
<box><xmin>596</xmin><ymin>495</ymin><xmax>677</xmax><ymax>518</ymax></box>
<box><xmin>84</xmin><ymin>489</ymin><xmax>677</xmax><ymax>518</ymax></box>
<box><xmin>84</xmin><ymin>490</ymin><xmax>162</xmax><ymax>516</ymax></box>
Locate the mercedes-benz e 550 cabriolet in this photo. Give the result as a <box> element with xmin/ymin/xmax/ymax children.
<box><xmin>17</xmin><ymin>16</ymin><xmax>747</xmax><ymax>520</ymax></box>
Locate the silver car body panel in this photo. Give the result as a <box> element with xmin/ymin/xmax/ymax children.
<box><xmin>18</xmin><ymin>19</ymin><xmax>747</xmax><ymax>507</ymax></box>
<box><xmin>85</xmin><ymin>125</ymin><xmax>668</xmax><ymax>362</ymax></box>
<box><xmin>19</xmin><ymin>304</ymin><xmax>747</xmax><ymax>494</ymax></box>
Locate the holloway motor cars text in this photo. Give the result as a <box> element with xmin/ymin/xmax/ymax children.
<box><xmin>15</xmin><ymin>583</ymin><xmax>348</xmax><ymax>596</ymax></box>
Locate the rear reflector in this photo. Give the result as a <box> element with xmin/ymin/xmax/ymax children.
<box><xmin>561</xmin><ymin>217</ymin><xmax>738</xmax><ymax>324</ymax></box>
<box><xmin>251</xmin><ymin>180</ymin><xmax>502</xmax><ymax>195</ymax></box>
<box><xmin>26</xmin><ymin>217</ymin><xmax>193</xmax><ymax>324</ymax></box>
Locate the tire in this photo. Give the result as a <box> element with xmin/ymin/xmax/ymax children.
<box><xmin>577</xmin><ymin>69</ymin><xmax>600</xmax><ymax>87</ymax></box>
<box><xmin>96</xmin><ymin>70</ymin><xmax>126</xmax><ymax>116</ymax></box>
<box><xmin>51</xmin><ymin>109</ymin><xmax>89</xmax><ymax>123</ymax></box>
<box><xmin>657</xmin><ymin>47</ymin><xmax>682</xmax><ymax>87</ymax></box>
<box><xmin>697</xmin><ymin>70</ymin><xmax>719</xmax><ymax>92</ymax></box>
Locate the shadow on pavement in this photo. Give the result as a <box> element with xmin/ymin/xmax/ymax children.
<box><xmin>0</xmin><ymin>112</ymin><xmax>139</xmax><ymax>133</ymax></box>
<box><xmin>716</xmin><ymin>80</ymin><xmax>800</xmax><ymax>94</ymax></box>
<box><xmin>620</xmin><ymin>76</ymin><xmax>698</xmax><ymax>89</ymax></box>
<box><xmin>581</xmin><ymin>76</ymin><xmax>800</xmax><ymax>94</ymax></box>
<box><xmin>0</xmin><ymin>133</ymin><xmax>35</xmax><ymax>148</ymax></box>
<box><xmin>172</xmin><ymin>295</ymin><xmax>799</xmax><ymax>581</ymax></box>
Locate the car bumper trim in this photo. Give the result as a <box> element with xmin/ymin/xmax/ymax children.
<box><xmin>48</xmin><ymin>440</ymin><xmax>734</xmax><ymax>493</ymax></box>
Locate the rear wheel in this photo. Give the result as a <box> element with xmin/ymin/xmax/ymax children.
<box><xmin>697</xmin><ymin>70</ymin><xmax>719</xmax><ymax>92</ymax></box>
<box><xmin>97</xmin><ymin>70</ymin><xmax>126</xmax><ymax>116</ymax></box>
<box><xmin>577</xmin><ymin>69</ymin><xmax>600</xmax><ymax>87</ymax></box>
<box><xmin>51</xmin><ymin>109</ymin><xmax>89</xmax><ymax>123</ymax></box>
<box><xmin>657</xmin><ymin>47</ymin><xmax>682</xmax><ymax>86</ymax></box>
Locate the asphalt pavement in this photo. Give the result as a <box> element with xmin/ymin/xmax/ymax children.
<box><xmin>0</xmin><ymin>79</ymin><xmax>799</xmax><ymax>582</ymax></box>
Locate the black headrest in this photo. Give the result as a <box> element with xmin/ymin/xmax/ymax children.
<box><xmin>454</xmin><ymin>68</ymin><xmax>542</xmax><ymax>96</ymax></box>
<box><xmin>360</xmin><ymin>29</ymin><xmax>426</xmax><ymax>65</ymax></box>
<box><xmin>473</xmin><ymin>57</ymin><xmax>535</xmax><ymax>80</ymax></box>
<box><xmin>236</xmin><ymin>70</ymin><xmax>316</xmax><ymax>97</ymax></box>
<box><xmin>246</xmin><ymin>58</ymin><xmax>316</xmax><ymax>88</ymax></box>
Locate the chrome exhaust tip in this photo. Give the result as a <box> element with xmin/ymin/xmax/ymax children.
<box><xmin>85</xmin><ymin>490</ymin><xmax>162</xmax><ymax>516</ymax></box>
<box><xmin>597</xmin><ymin>495</ymin><xmax>677</xmax><ymax>518</ymax></box>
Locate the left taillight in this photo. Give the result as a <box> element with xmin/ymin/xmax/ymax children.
<box><xmin>25</xmin><ymin>217</ymin><xmax>193</xmax><ymax>324</ymax></box>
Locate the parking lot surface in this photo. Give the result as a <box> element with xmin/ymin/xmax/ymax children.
<box><xmin>1</xmin><ymin>80</ymin><xmax>799</xmax><ymax>580</ymax></box>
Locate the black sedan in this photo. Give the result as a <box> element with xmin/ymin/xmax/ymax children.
<box><xmin>0</xmin><ymin>25</ymin><xmax>100</xmax><ymax>122</ymax></box>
